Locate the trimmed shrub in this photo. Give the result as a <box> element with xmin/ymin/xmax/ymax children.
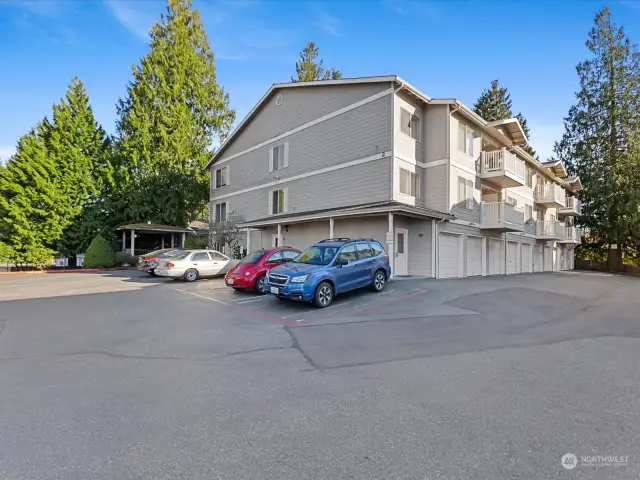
<box><xmin>184</xmin><ymin>235</ymin><xmax>207</xmax><ymax>249</ymax></box>
<box><xmin>83</xmin><ymin>235</ymin><xmax>115</xmax><ymax>268</ymax></box>
<box><xmin>115</xmin><ymin>252</ymin><xmax>139</xmax><ymax>267</ymax></box>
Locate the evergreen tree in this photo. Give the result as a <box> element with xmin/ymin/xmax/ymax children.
<box><xmin>83</xmin><ymin>234</ymin><xmax>115</xmax><ymax>268</ymax></box>
<box><xmin>0</xmin><ymin>126</ymin><xmax>68</xmax><ymax>265</ymax></box>
<box><xmin>473</xmin><ymin>79</ymin><xmax>537</xmax><ymax>157</ymax></box>
<box><xmin>115</xmin><ymin>0</ymin><xmax>235</xmax><ymax>227</ymax></box>
<box><xmin>292</xmin><ymin>41</ymin><xmax>342</xmax><ymax>82</ymax></box>
<box><xmin>554</xmin><ymin>7</ymin><xmax>640</xmax><ymax>270</ymax></box>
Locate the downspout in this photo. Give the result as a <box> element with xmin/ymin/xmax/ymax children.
<box><xmin>390</xmin><ymin>80</ymin><xmax>404</xmax><ymax>202</ymax></box>
<box><xmin>445</xmin><ymin>103</ymin><xmax>461</xmax><ymax>216</ymax></box>
<box><xmin>434</xmin><ymin>217</ymin><xmax>447</xmax><ymax>279</ymax></box>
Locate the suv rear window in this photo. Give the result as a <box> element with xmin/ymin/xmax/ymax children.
<box><xmin>370</xmin><ymin>242</ymin><xmax>385</xmax><ymax>257</ymax></box>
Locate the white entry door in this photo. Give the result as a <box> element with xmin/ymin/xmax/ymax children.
<box><xmin>506</xmin><ymin>241</ymin><xmax>518</xmax><ymax>275</ymax></box>
<box><xmin>438</xmin><ymin>233</ymin><xmax>461</xmax><ymax>278</ymax></box>
<box><xmin>466</xmin><ymin>236</ymin><xmax>482</xmax><ymax>277</ymax></box>
<box><xmin>533</xmin><ymin>245</ymin><xmax>543</xmax><ymax>272</ymax></box>
<box><xmin>394</xmin><ymin>228</ymin><xmax>408</xmax><ymax>276</ymax></box>
<box><xmin>488</xmin><ymin>238</ymin><xmax>502</xmax><ymax>275</ymax></box>
<box><xmin>521</xmin><ymin>244</ymin><xmax>532</xmax><ymax>274</ymax></box>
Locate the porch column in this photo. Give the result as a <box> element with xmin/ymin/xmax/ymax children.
<box><xmin>329</xmin><ymin>217</ymin><xmax>334</xmax><ymax>239</ymax></box>
<box><xmin>431</xmin><ymin>219</ymin><xmax>436</xmax><ymax>278</ymax></box>
<box><xmin>130</xmin><ymin>229</ymin><xmax>135</xmax><ymax>256</ymax></box>
<box><xmin>387</xmin><ymin>212</ymin><xmax>394</xmax><ymax>278</ymax></box>
<box><xmin>246</xmin><ymin>228</ymin><xmax>251</xmax><ymax>253</ymax></box>
<box><xmin>277</xmin><ymin>224</ymin><xmax>282</xmax><ymax>247</ymax></box>
<box><xmin>181</xmin><ymin>232</ymin><xmax>186</xmax><ymax>248</ymax></box>
<box><xmin>171</xmin><ymin>233</ymin><xmax>175</xmax><ymax>248</ymax></box>
<box><xmin>122</xmin><ymin>230</ymin><xmax>126</xmax><ymax>252</ymax></box>
<box><xmin>161</xmin><ymin>236</ymin><xmax>165</xmax><ymax>249</ymax></box>
<box><xmin>503</xmin><ymin>233</ymin><xmax>508</xmax><ymax>275</ymax></box>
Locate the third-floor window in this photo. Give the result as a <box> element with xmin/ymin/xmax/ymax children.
<box><xmin>269</xmin><ymin>142</ymin><xmax>289</xmax><ymax>172</ymax></box>
<box><xmin>457</xmin><ymin>121</ymin><xmax>474</xmax><ymax>156</ymax></box>
<box><xmin>400</xmin><ymin>108</ymin><xmax>421</xmax><ymax>141</ymax></box>
<box><xmin>214</xmin><ymin>166</ymin><xmax>228</xmax><ymax>188</ymax></box>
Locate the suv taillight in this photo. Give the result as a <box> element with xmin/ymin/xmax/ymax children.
<box><xmin>385</xmin><ymin>254</ymin><xmax>389</xmax><ymax>261</ymax></box>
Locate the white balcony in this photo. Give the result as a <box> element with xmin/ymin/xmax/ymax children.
<box><xmin>480</xmin><ymin>201</ymin><xmax>525</xmax><ymax>232</ymax></box>
<box><xmin>536</xmin><ymin>220</ymin><xmax>564</xmax><ymax>240</ymax></box>
<box><xmin>534</xmin><ymin>184</ymin><xmax>565</xmax><ymax>208</ymax></box>
<box><xmin>479</xmin><ymin>150</ymin><xmax>526</xmax><ymax>188</ymax></box>
<box><xmin>559</xmin><ymin>226</ymin><xmax>582</xmax><ymax>244</ymax></box>
<box><xmin>558</xmin><ymin>196</ymin><xmax>581</xmax><ymax>217</ymax></box>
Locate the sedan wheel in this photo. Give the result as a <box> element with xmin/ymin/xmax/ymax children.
<box><xmin>313</xmin><ymin>282</ymin><xmax>333</xmax><ymax>308</ymax></box>
<box><xmin>184</xmin><ymin>269</ymin><xmax>198</xmax><ymax>282</ymax></box>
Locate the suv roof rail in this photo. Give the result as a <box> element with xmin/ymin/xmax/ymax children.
<box><xmin>318</xmin><ymin>237</ymin><xmax>351</xmax><ymax>243</ymax></box>
<box><xmin>352</xmin><ymin>238</ymin><xmax>379</xmax><ymax>242</ymax></box>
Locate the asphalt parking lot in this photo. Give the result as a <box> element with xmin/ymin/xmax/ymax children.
<box><xmin>0</xmin><ymin>270</ymin><xmax>639</xmax><ymax>479</ymax></box>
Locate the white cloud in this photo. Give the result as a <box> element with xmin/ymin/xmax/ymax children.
<box><xmin>311</xmin><ymin>6</ymin><xmax>340</xmax><ymax>37</ymax></box>
<box><xmin>0</xmin><ymin>146</ymin><xmax>15</xmax><ymax>163</ymax></box>
<box><xmin>104</xmin><ymin>0</ymin><xmax>158</xmax><ymax>40</ymax></box>
<box><xmin>528</xmin><ymin>123</ymin><xmax>564</xmax><ymax>161</ymax></box>
<box><xmin>382</xmin><ymin>0</ymin><xmax>440</xmax><ymax>20</ymax></box>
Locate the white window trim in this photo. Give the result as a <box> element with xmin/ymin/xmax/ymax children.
<box><xmin>213</xmin><ymin>165</ymin><xmax>229</xmax><ymax>190</ymax></box>
<box><xmin>457</xmin><ymin>176</ymin><xmax>474</xmax><ymax>210</ymax></box>
<box><xmin>457</xmin><ymin>120</ymin><xmax>475</xmax><ymax>157</ymax></box>
<box><xmin>400</xmin><ymin>108</ymin><xmax>421</xmax><ymax>142</ymax></box>
<box><xmin>268</xmin><ymin>187</ymin><xmax>288</xmax><ymax>216</ymax></box>
<box><xmin>398</xmin><ymin>167</ymin><xmax>420</xmax><ymax>198</ymax></box>
<box><xmin>214</xmin><ymin>201</ymin><xmax>229</xmax><ymax>222</ymax></box>
<box><xmin>269</xmin><ymin>142</ymin><xmax>289</xmax><ymax>173</ymax></box>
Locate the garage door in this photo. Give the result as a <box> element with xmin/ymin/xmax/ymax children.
<box><xmin>521</xmin><ymin>244</ymin><xmax>532</xmax><ymax>274</ymax></box>
<box><xmin>466</xmin><ymin>236</ymin><xmax>482</xmax><ymax>277</ymax></box>
<box><xmin>488</xmin><ymin>238</ymin><xmax>502</xmax><ymax>275</ymax></box>
<box><xmin>438</xmin><ymin>233</ymin><xmax>461</xmax><ymax>278</ymax></box>
<box><xmin>543</xmin><ymin>246</ymin><xmax>553</xmax><ymax>271</ymax></box>
<box><xmin>533</xmin><ymin>245</ymin><xmax>543</xmax><ymax>272</ymax></box>
<box><xmin>506</xmin><ymin>241</ymin><xmax>518</xmax><ymax>274</ymax></box>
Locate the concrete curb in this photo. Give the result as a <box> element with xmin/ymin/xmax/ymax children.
<box><xmin>0</xmin><ymin>268</ymin><xmax>134</xmax><ymax>276</ymax></box>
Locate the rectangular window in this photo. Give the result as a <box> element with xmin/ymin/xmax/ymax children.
<box><xmin>214</xmin><ymin>202</ymin><xmax>227</xmax><ymax>222</ymax></box>
<box><xmin>457</xmin><ymin>176</ymin><xmax>474</xmax><ymax>209</ymax></box>
<box><xmin>457</xmin><ymin>121</ymin><xmax>474</xmax><ymax>156</ymax></box>
<box><xmin>525</xmin><ymin>204</ymin><xmax>533</xmax><ymax>220</ymax></box>
<box><xmin>215</xmin><ymin>166</ymin><xmax>228</xmax><ymax>188</ymax></box>
<box><xmin>506</xmin><ymin>196</ymin><xmax>517</xmax><ymax>206</ymax></box>
<box><xmin>269</xmin><ymin>143</ymin><xmax>288</xmax><ymax>171</ymax></box>
<box><xmin>399</xmin><ymin>168</ymin><xmax>419</xmax><ymax>197</ymax></box>
<box><xmin>270</xmin><ymin>189</ymin><xmax>286</xmax><ymax>215</ymax></box>
<box><xmin>400</xmin><ymin>108</ymin><xmax>420</xmax><ymax>141</ymax></box>
<box><xmin>525</xmin><ymin>166</ymin><xmax>534</xmax><ymax>187</ymax></box>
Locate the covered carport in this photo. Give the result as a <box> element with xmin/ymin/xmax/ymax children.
<box><xmin>116</xmin><ymin>223</ymin><xmax>195</xmax><ymax>256</ymax></box>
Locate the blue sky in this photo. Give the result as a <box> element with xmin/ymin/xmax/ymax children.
<box><xmin>1</xmin><ymin>0</ymin><xmax>640</xmax><ymax>163</ymax></box>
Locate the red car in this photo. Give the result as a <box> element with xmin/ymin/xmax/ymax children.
<box><xmin>225</xmin><ymin>247</ymin><xmax>301</xmax><ymax>294</ymax></box>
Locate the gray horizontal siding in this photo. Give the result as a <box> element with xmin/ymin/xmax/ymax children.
<box><xmin>423</xmin><ymin>164</ymin><xmax>448</xmax><ymax>212</ymax></box>
<box><xmin>217</xmin><ymin>159</ymin><xmax>392</xmax><ymax>224</ymax></box>
<box><xmin>425</xmin><ymin>104</ymin><xmax>448</xmax><ymax>162</ymax></box>
<box><xmin>451</xmin><ymin>204</ymin><xmax>480</xmax><ymax>223</ymax></box>
<box><xmin>334</xmin><ymin>217</ymin><xmax>388</xmax><ymax>246</ymax></box>
<box><xmin>212</xmin><ymin>95</ymin><xmax>392</xmax><ymax>196</ymax></box>
<box><xmin>395</xmin><ymin>216</ymin><xmax>432</xmax><ymax>277</ymax></box>
<box><xmin>222</xmin><ymin>82</ymin><xmax>392</xmax><ymax>159</ymax></box>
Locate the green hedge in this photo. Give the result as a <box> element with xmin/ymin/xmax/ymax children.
<box><xmin>83</xmin><ymin>235</ymin><xmax>115</xmax><ymax>268</ymax></box>
<box><xmin>115</xmin><ymin>252</ymin><xmax>139</xmax><ymax>267</ymax></box>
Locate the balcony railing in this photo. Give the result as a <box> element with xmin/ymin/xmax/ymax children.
<box><xmin>560</xmin><ymin>226</ymin><xmax>582</xmax><ymax>244</ymax></box>
<box><xmin>558</xmin><ymin>196</ymin><xmax>581</xmax><ymax>216</ymax></box>
<box><xmin>480</xmin><ymin>150</ymin><xmax>525</xmax><ymax>187</ymax></box>
<box><xmin>534</xmin><ymin>184</ymin><xmax>565</xmax><ymax>207</ymax></box>
<box><xmin>536</xmin><ymin>220</ymin><xmax>564</xmax><ymax>239</ymax></box>
<box><xmin>481</xmin><ymin>201</ymin><xmax>524</xmax><ymax>230</ymax></box>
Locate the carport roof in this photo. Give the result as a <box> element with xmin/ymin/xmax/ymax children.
<box><xmin>236</xmin><ymin>201</ymin><xmax>453</xmax><ymax>228</ymax></box>
<box><xmin>116</xmin><ymin>223</ymin><xmax>194</xmax><ymax>234</ymax></box>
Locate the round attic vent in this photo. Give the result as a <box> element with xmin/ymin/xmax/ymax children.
<box><xmin>275</xmin><ymin>94</ymin><xmax>283</xmax><ymax>106</ymax></box>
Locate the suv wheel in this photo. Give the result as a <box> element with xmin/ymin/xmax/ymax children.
<box><xmin>184</xmin><ymin>269</ymin><xmax>198</xmax><ymax>282</ymax></box>
<box><xmin>371</xmin><ymin>270</ymin><xmax>386</xmax><ymax>292</ymax></box>
<box><xmin>313</xmin><ymin>281</ymin><xmax>333</xmax><ymax>308</ymax></box>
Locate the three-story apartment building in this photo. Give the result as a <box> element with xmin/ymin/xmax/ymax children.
<box><xmin>206</xmin><ymin>75</ymin><xmax>582</xmax><ymax>278</ymax></box>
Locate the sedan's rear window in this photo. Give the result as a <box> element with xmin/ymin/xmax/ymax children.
<box><xmin>172</xmin><ymin>251</ymin><xmax>192</xmax><ymax>260</ymax></box>
<box><xmin>240</xmin><ymin>251</ymin><xmax>265</xmax><ymax>264</ymax></box>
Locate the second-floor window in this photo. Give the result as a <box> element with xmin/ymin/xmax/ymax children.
<box><xmin>269</xmin><ymin>142</ymin><xmax>289</xmax><ymax>172</ymax></box>
<box><xmin>214</xmin><ymin>166</ymin><xmax>228</xmax><ymax>188</ymax></box>
<box><xmin>525</xmin><ymin>166</ymin><xmax>534</xmax><ymax>187</ymax></box>
<box><xmin>506</xmin><ymin>196</ymin><xmax>518</xmax><ymax>206</ymax></box>
<box><xmin>400</xmin><ymin>108</ymin><xmax>421</xmax><ymax>141</ymax></box>
<box><xmin>457</xmin><ymin>121</ymin><xmax>474</xmax><ymax>156</ymax></box>
<box><xmin>525</xmin><ymin>204</ymin><xmax>533</xmax><ymax>220</ymax></box>
<box><xmin>399</xmin><ymin>168</ymin><xmax>420</xmax><ymax>197</ymax></box>
<box><xmin>457</xmin><ymin>176</ymin><xmax>474</xmax><ymax>209</ymax></box>
<box><xmin>269</xmin><ymin>188</ymin><xmax>288</xmax><ymax>215</ymax></box>
<box><xmin>214</xmin><ymin>202</ymin><xmax>228</xmax><ymax>222</ymax></box>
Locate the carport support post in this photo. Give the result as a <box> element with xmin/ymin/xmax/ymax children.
<box><xmin>181</xmin><ymin>233</ymin><xmax>186</xmax><ymax>248</ymax></box>
<box><xmin>503</xmin><ymin>233</ymin><xmax>508</xmax><ymax>275</ymax></box>
<box><xmin>388</xmin><ymin>212</ymin><xmax>394</xmax><ymax>278</ymax></box>
<box><xmin>246</xmin><ymin>228</ymin><xmax>251</xmax><ymax>253</ymax></box>
<box><xmin>161</xmin><ymin>236</ymin><xmax>165</xmax><ymax>249</ymax></box>
<box><xmin>329</xmin><ymin>217</ymin><xmax>334</xmax><ymax>239</ymax></box>
<box><xmin>122</xmin><ymin>230</ymin><xmax>126</xmax><ymax>252</ymax></box>
<box><xmin>130</xmin><ymin>229</ymin><xmax>135</xmax><ymax>256</ymax></box>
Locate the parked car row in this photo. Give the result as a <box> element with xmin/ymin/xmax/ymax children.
<box><xmin>225</xmin><ymin>237</ymin><xmax>391</xmax><ymax>308</ymax></box>
<box><xmin>138</xmin><ymin>248</ymin><xmax>239</xmax><ymax>282</ymax></box>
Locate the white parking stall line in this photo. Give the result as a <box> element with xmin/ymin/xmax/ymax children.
<box><xmin>280</xmin><ymin>300</ymin><xmax>353</xmax><ymax>319</ymax></box>
<box><xmin>236</xmin><ymin>297</ymin><xmax>269</xmax><ymax>304</ymax></box>
<box><xmin>173</xmin><ymin>289</ymin><xmax>232</xmax><ymax>306</ymax></box>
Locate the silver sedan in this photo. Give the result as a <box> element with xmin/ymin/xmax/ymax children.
<box><xmin>154</xmin><ymin>249</ymin><xmax>239</xmax><ymax>282</ymax></box>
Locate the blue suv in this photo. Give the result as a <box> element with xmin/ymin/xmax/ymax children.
<box><xmin>266</xmin><ymin>238</ymin><xmax>392</xmax><ymax>308</ymax></box>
